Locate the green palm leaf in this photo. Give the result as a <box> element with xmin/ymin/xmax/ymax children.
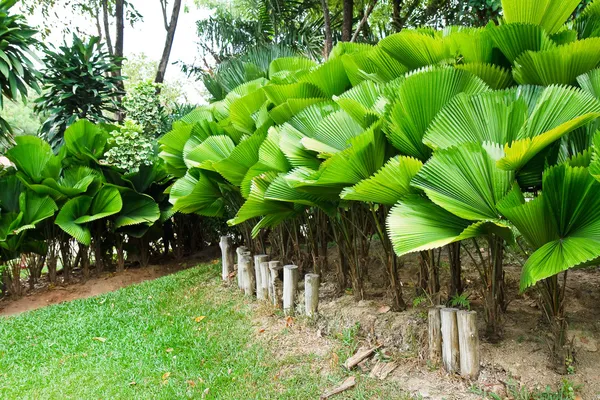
<box><xmin>498</xmin><ymin>164</ymin><xmax>600</xmax><ymax>289</ymax></box>
<box><xmin>340</xmin><ymin>156</ymin><xmax>422</xmax><ymax>205</ymax></box>
<box><xmin>185</xmin><ymin>135</ymin><xmax>236</xmax><ymax>170</ymax></box>
<box><xmin>74</xmin><ymin>186</ymin><xmax>122</xmax><ymax>224</ymax></box>
<box><xmin>387</xmin><ymin>195</ymin><xmax>512</xmax><ymax>256</ymax></box>
<box><xmin>299</xmin><ymin>57</ymin><xmax>350</xmax><ymax>97</ymax></box>
<box><xmin>501</xmin><ymin>0</ymin><xmax>581</xmax><ymax>35</ymax></box>
<box><xmin>380</xmin><ymin>30</ymin><xmax>451</xmax><ymax>71</ymax></box>
<box><xmin>214</xmin><ymin>130</ymin><xmax>267</xmax><ymax>186</ymax></box>
<box><xmin>497</xmin><ymin>85</ymin><xmax>600</xmax><ymax>171</ymax></box>
<box><xmin>385</xmin><ymin>67</ymin><xmax>489</xmax><ymax>160</ymax></box>
<box><xmin>487</xmin><ymin>23</ymin><xmax>556</xmax><ymax>63</ymax></box>
<box><xmin>412</xmin><ymin>143</ymin><xmax>514</xmax><ymax>221</ymax></box>
<box><xmin>55</xmin><ymin>196</ymin><xmax>93</xmax><ymax>245</ymax></box>
<box><xmin>454</xmin><ymin>63</ymin><xmax>514</xmax><ymax>90</ymax></box>
<box><xmin>513</xmin><ymin>38</ymin><xmax>600</xmax><ymax>85</ymax></box>
<box><xmin>12</xmin><ymin>192</ymin><xmax>57</xmax><ymax>234</ymax></box>
<box><xmin>262</xmin><ymin>82</ymin><xmax>324</xmax><ymax>106</ymax></box>
<box><xmin>64</xmin><ymin>119</ymin><xmax>108</xmax><ymax>162</ymax></box>
<box><xmin>6</xmin><ymin>136</ymin><xmax>61</xmax><ymax>183</ymax></box>
<box><xmin>333</xmin><ymin>81</ymin><xmax>386</xmax><ymax>128</ymax></box>
<box><xmin>170</xmin><ymin>171</ymin><xmax>224</xmax><ymax>216</ymax></box>
<box><xmin>577</xmin><ymin>67</ymin><xmax>600</xmax><ymax>98</ymax></box>
<box><xmin>159</xmin><ymin>121</ymin><xmax>194</xmax><ymax>178</ymax></box>
<box><xmin>114</xmin><ymin>190</ymin><xmax>160</xmax><ymax>229</ymax></box>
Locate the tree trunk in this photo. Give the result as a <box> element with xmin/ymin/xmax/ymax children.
<box><xmin>155</xmin><ymin>0</ymin><xmax>182</xmax><ymax>83</ymax></box>
<box><xmin>81</xmin><ymin>246</ymin><xmax>90</xmax><ymax>281</ymax></box>
<box><xmin>392</xmin><ymin>0</ymin><xmax>402</xmax><ymax>31</ymax></box>
<box><xmin>114</xmin><ymin>0</ymin><xmax>125</xmax><ymax>121</ymax></box>
<box><xmin>351</xmin><ymin>0</ymin><xmax>377</xmax><ymax>42</ymax></box>
<box><xmin>342</xmin><ymin>0</ymin><xmax>353</xmax><ymax>41</ymax></box>
<box><xmin>540</xmin><ymin>273</ymin><xmax>571</xmax><ymax>374</ymax></box>
<box><xmin>320</xmin><ymin>0</ymin><xmax>333</xmax><ymax>58</ymax></box>
<box><xmin>448</xmin><ymin>242</ymin><xmax>462</xmax><ymax>297</ymax></box>
<box><xmin>101</xmin><ymin>0</ymin><xmax>114</xmax><ymax>55</ymax></box>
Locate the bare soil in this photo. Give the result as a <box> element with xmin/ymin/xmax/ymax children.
<box><xmin>0</xmin><ymin>246</ymin><xmax>219</xmax><ymax>316</ymax></box>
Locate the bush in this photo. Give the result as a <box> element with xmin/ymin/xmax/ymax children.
<box><xmin>103</xmin><ymin>120</ymin><xmax>156</xmax><ymax>173</ymax></box>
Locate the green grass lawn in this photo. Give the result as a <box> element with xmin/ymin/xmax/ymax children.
<box><xmin>0</xmin><ymin>262</ymin><xmax>406</xmax><ymax>399</ymax></box>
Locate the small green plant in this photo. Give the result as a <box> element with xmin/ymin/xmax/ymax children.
<box><xmin>122</xmin><ymin>80</ymin><xmax>170</xmax><ymax>137</ymax></box>
<box><xmin>103</xmin><ymin>120</ymin><xmax>156</xmax><ymax>173</ymax></box>
<box><xmin>449</xmin><ymin>292</ymin><xmax>471</xmax><ymax>310</ymax></box>
<box><xmin>412</xmin><ymin>295</ymin><xmax>428</xmax><ymax>308</ymax></box>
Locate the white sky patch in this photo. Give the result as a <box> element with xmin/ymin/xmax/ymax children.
<box><xmin>24</xmin><ymin>0</ymin><xmax>212</xmax><ymax>104</ymax></box>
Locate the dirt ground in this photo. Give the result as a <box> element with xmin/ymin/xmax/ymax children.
<box><xmin>2</xmin><ymin>243</ymin><xmax>599</xmax><ymax>399</ymax></box>
<box><xmin>0</xmin><ymin>247</ymin><xmax>219</xmax><ymax>316</ymax></box>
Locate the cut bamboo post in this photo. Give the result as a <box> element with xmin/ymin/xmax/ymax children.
<box><xmin>304</xmin><ymin>273</ymin><xmax>320</xmax><ymax>317</ymax></box>
<box><xmin>269</xmin><ymin>261</ymin><xmax>283</xmax><ymax>308</ymax></box>
<box><xmin>236</xmin><ymin>246</ymin><xmax>247</xmax><ymax>290</ymax></box>
<box><xmin>440</xmin><ymin>307</ymin><xmax>460</xmax><ymax>373</ymax></box>
<box><xmin>241</xmin><ymin>251</ymin><xmax>254</xmax><ymax>296</ymax></box>
<box><xmin>260</xmin><ymin>261</ymin><xmax>270</xmax><ymax>300</ymax></box>
<box><xmin>457</xmin><ymin>310</ymin><xmax>480</xmax><ymax>379</ymax></box>
<box><xmin>219</xmin><ymin>236</ymin><xmax>234</xmax><ymax>281</ymax></box>
<box><xmin>254</xmin><ymin>254</ymin><xmax>268</xmax><ymax>300</ymax></box>
<box><xmin>428</xmin><ymin>306</ymin><xmax>442</xmax><ymax>364</ymax></box>
<box><xmin>283</xmin><ymin>264</ymin><xmax>299</xmax><ymax>315</ymax></box>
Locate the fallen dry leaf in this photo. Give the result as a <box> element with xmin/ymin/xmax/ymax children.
<box><xmin>195</xmin><ymin>316</ymin><xmax>206</xmax><ymax>323</ymax></box>
<box><xmin>202</xmin><ymin>388</ymin><xmax>210</xmax><ymax>398</ymax></box>
<box><xmin>285</xmin><ymin>316</ymin><xmax>294</xmax><ymax>327</ymax></box>
<box><xmin>377</xmin><ymin>305</ymin><xmax>391</xmax><ymax>314</ymax></box>
<box><xmin>162</xmin><ymin>372</ymin><xmax>171</xmax><ymax>380</ymax></box>
<box><xmin>186</xmin><ymin>380</ymin><xmax>196</xmax><ymax>387</ymax></box>
<box><xmin>92</xmin><ymin>337</ymin><xmax>106</xmax><ymax>343</ymax></box>
<box><xmin>166</xmin><ymin>348</ymin><xmax>174</xmax><ymax>353</ymax></box>
<box><xmin>258</xmin><ymin>328</ymin><xmax>265</xmax><ymax>333</ymax></box>
<box><xmin>129</xmin><ymin>381</ymin><xmax>136</xmax><ymax>386</ymax></box>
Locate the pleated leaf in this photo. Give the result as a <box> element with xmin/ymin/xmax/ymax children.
<box><xmin>214</xmin><ymin>130</ymin><xmax>267</xmax><ymax>186</ymax></box>
<box><xmin>12</xmin><ymin>192</ymin><xmax>57</xmax><ymax>234</ymax></box>
<box><xmin>577</xmin><ymin>67</ymin><xmax>600</xmax><ymax>98</ymax></box>
<box><xmin>498</xmin><ymin>164</ymin><xmax>600</xmax><ymax>289</ymax></box>
<box><xmin>455</xmin><ymin>63</ymin><xmax>514</xmax><ymax>90</ymax></box>
<box><xmin>299</xmin><ymin>57</ymin><xmax>351</xmax><ymax>96</ymax></box>
<box><xmin>488</xmin><ymin>23</ymin><xmax>556</xmax><ymax>63</ymax></box>
<box><xmin>170</xmin><ymin>171</ymin><xmax>225</xmax><ymax>216</ymax></box>
<box><xmin>380</xmin><ymin>30</ymin><xmax>451</xmax><ymax>71</ymax></box>
<box><xmin>185</xmin><ymin>135</ymin><xmax>236</xmax><ymax>170</ymax></box>
<box><xmin>159</xmin><ymin>122</ymin><xmax>194</xmax><ymax>178</ymax></box>
<box><xmin>6</xmin><ymin>136</ymin><xmax>60</xmax><ymax>183</ymax></box>
<box><xmin>385</xmin><ymin>67</ymin><xmax>489</xmax><ymax>160</ymax></box>
<box><xmin>74</xmin><ymin>186</ymin><xmax>122</xmax><ymax>224</ymax></box>
<box><xmin>64</xmin><ymin>119</ymin><xmax>108</xmax><ymax>162</ymax></box>
<box><xmin>262</xmin><ymin>82</ymin><xmax>324</xmax><ymax>106</ymax></box>
<box><xmin>387</xmin><ymin>195</ymin><xmax>512</xmax><ymax>256</ymax></box>
<box><xmin>55</xmin><ymin>196</ymin><xmax>94</xmax><ymax>245</ymax></box>
<box><xmin>412</xmin><ymin>143</ymin><xmax>514</xmax><ymax>221</ymax></box>
<box><xmin>341</xmin><ymin>156</ymin><xmax>423</xmax><ymax>205</ymax></box>
<box><xmin>513</xmin><ymin>38</ymin><xmax>600</xmax><ymax>85</ymax></box>
<box><xmin>501</xmin><ymin>0</ymin><xmax>581</xmax><ymax>35</ymax></box>
<box><xmin>497</xmin><ymin>85</ymin><xmax>600</xmax><ymax>171</ymax></box>
<box><xmin>114</xmin><ymin>190</ymin><xmax>160</xmax><ymax>229</ymax></box>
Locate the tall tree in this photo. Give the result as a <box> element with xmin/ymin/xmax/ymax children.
<box><xmin>321</xmin><ymin>0</ymin><xmax>333</xmax><ymax>58</ymax></box>
<box><xmin>342</xmin><ymin>0</ymin><xmax>353</xmax><ymax>41</ymax></box>
<box><xmin>156</xmin><ymin>0</ymin><xmax>183</xmax><ymax>83</ymax></box>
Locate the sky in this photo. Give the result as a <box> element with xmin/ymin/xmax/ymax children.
<box><xmin>24</xmin><ymin>0</ymin><xmax>212</xmax><ymax>103</ymax></box>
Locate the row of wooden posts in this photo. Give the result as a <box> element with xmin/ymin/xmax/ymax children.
<box><xmin>429</xmin><ymin>306</ymin><xmax>480</xmax><ymax>379</ymax></box>
<box><xmin>220</xmin><ymin>237</ymin><xmax>320</xmax><ymax>316</ymax></box>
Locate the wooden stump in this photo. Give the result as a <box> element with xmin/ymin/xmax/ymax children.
<box><xmin>457</xmin><ymin>310</ymin><xmax>479</xmax><ymax>379</ymax></box>
<box><xmin>428</xmin><ymin>306</ymin><xmax>442</xmax><ymax>364</ymax></box>
<box><xmin>283</xmin><ymin>264</ymin><xmax>299</xmax><ymax>315</ymax></box>
<box><xmin>254</xmin><ymin>254</ymin><xmax>268</xmax><ymax>300</ymax></box>
<box><xmin>269</xmin><ymin>261</ymin><xmax>283</xmax><ymax>308</ymax></box>
<box><xmin>440</xmin><ymin>307</ymin><xmax>460</xmax><ymax>373</ymax></box>
<box><xmin>305</xmin><ymin>273</ymin><xmax>320</xmax><ymax>317</ymax></box>
<box><xmin>260</xmin><ymin>261</ymin><xmax>270</xmax><ymax>300</ymax></box>
<box><xmin>241</xmin><ymin>251</ymin><xmax>254</xmax><ymax>296</ymax></box>
<box><xmin>236</xmin><ymin>246</ymin><xmax>247</xmax><ymax>290</ymax></box>
<box><xmin>219</xmin><ymin>236</ymin><xmax>234</xmax><ymax>281</ymax></box>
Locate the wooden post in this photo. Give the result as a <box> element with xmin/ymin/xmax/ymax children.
<box><xmin>457</xmin><ymin>310</ymin><xmax>479</xmax><ymax>379</ymax></box>
<box><xmin>283</xmin><ymin>264</ymin><xmax>299</xmax><ymax>315</ymax></box>
<box><xmin>260</xmin><ymin>261</ymin><xmax>270</xmax><ymax>300</ymax></box>
<box><xmin>440</xmin><ymin>307</ymin><xmax>460</xmax><ymax>373</ymax></box>
<box><xmin>254</xmin><ymin>254</ymin><xmax>268</xmax><ymax>299</ymax></box>
<box><xmin>269</xmin><ymin>261</ymin><xmax>283</xmax><ymax>308</ymax></box>
<box><xmin>241</xmin><ymin>251</ymin><xmax>254</xmax><ymax>296</ymax></box>
<box><xmin>428</xmin><ymin>306</ymin><xmax>442</xmax><ymax>364</ymax></box>
<box><xmin>305</xmin><ymin>273</ymin><xmax>320</xmax><ymax>317</ymax></box>
<box><xmin>236</xmin><ymin>246</ymin><xmax>247</xmax><ymax>290</ymax></box>
<box><xmin>219</xmin><ymin>236</ymin><xmax>234</xmax><ymax>281</ymax></box>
